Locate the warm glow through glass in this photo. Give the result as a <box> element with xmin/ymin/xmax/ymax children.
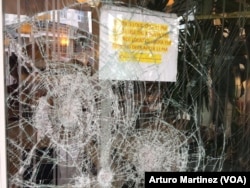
<box><xmin>167</xmin><ymin>0</ymin><xmax>175</xmax><ymax>6</ymax></box>
<box><xmin>60</xmin><ymin>37</ymin><xmax>69</xmax><ymax>46</ymax></box>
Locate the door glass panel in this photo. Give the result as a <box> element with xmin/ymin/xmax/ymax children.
<box><xmin>3</xmin><ymin>0</ymin><xmax>250</xmax><ymax>187</ymax></box>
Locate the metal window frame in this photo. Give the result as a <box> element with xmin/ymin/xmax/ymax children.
<box><xmin>0</xmin><ymin>0</ymin><xmax>8</xmax><ymax>187</ymax></box>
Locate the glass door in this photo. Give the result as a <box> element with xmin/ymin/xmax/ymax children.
<box><xmin>2</xmin><ymin>0</ymin><xmax>250</xmax><ymax>187</ymax></box>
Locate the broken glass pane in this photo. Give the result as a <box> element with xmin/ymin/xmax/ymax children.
<box><xmin>3</xmin><ymin>0</ymin><xmax>250</xmax><ymax>187</ymax></box>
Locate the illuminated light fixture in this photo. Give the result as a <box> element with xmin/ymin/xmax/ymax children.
<box><xmin>235</xmin><ymin>76</ymin><xmax>242</xmax><ymax>99</ymax></box>
<box><xmin>60</xmin><ymin>37</ymin><xmax>69</xmax><ymax>46</ymax></box>
<box><xmin>213</xmin><ymin>18</ymin><xmax>221</xmax><ymax>26</ymax></box>
<box><xmin>77</xmin><ymin>0</ymin><xmax>100</xmax><ymax>7</ymax></box>
<box><xmin>20</xmin><ymin>23</ymin><xmax>32</xmax><ymax>34</ymax></box>
<box><xmin>4</xmin><ymin>37</ymin><xmax>10</xmax><ymax>47</ymax></box>
<box><xmin>35</xmin><ymin>13</ymin><xmax>51</xmax><ymax>21</ymax></box>
<box><xmin>167</xmin><ymin>0</ymin><xmax>175</xmax><ymax>6</ymax></box>
<box><xmin>77</xmin><ymin>0</ymin><xmax>88</xmax><ymax>3</ymax></box>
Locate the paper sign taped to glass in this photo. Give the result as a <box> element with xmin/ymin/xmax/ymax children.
<box><xmin>99</xmin><ymin>5</ymin><xmax>179</xmax><ymax>82</ymax></box>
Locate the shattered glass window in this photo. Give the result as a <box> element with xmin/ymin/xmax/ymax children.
<box><xmin>3</xmin><ymin>0</ymin><xmax>250</xmax><ymax>187</ymax></box>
